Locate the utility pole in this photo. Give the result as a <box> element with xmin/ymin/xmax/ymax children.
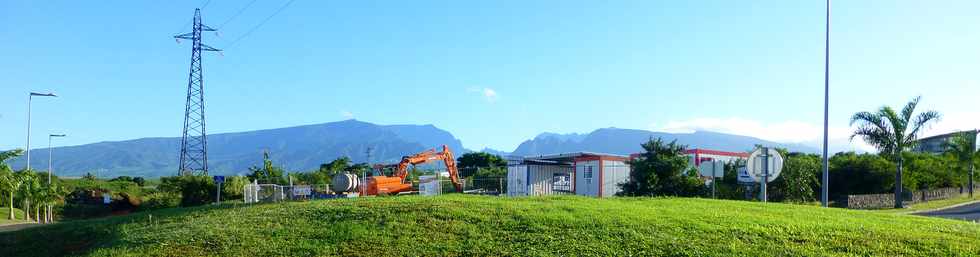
<box><xmin>47</xmin><ymin>134</ymin><xmax>66</xmax><ymax>184</ymax></box>
<box><xmin>971</xmin><ymin>129</ymin><xmax>977</xmax><ymax>198</ymax></box>
<box><xmin>26</xmin><ymin>92</ymin><xmax>56</xmax><ymax>171</ymax></box>
<box><xmin>175</xmin><ymin>8</ymin><xmax>221</xmax><ymax>176</ymax></box>
<box><xmin>821</xmin><ymin>0</ymin><xmax>832</xmax><ymax>208</ymax></box>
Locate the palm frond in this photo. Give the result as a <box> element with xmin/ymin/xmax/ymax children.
<box><xmin>904</xmin><ymin>110</ymin><xmax>941</xmax><ymax>147</ymax></box>
<box><xmin>900</xmin><ymin>96</ymin><xmax>922</xmax><ymax>128</ymax></box>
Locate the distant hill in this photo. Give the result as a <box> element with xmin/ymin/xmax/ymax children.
<box><xmin>7</xmin><ymin>120</ymin><xmax>466</xmax><ymax>178</ymax></box>
<box><xmin>5</xmin><ymin>121</ymin><xmax>818</xmax><ymax>178</ymax></box>
<box><xmin>511</xmin><ymin>128</ymin><xmax>818</xmax><ymax>156</ymax></box>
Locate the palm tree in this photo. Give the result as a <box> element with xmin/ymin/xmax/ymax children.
<box><xmin>0</xmin><ymin>149</ymin><xmax>24</xmax><ymax>220</ymax></box>
<box><xmin>944</xmin><ymin>130</ymin><xmax>978</xmax><ymax>198</ymax></box>
<box><xmin>851</xmin><ymin>96</ymin><xmax>940</xmax><ymax>208</ymax></box>
<box><xmin>17</xmin><ymin>171</ymin><xmax>40</xmax><ymax>222</ymax></box>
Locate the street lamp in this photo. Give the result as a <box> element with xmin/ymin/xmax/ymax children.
<box><xmin>821</xmin><ymin>0</ymin><xmax>832</xmax><ymax>207</ymax></box>
<box><xmin>27</xmin><ymin>92</ymin><xmax>57</xmax><ymax>171</ymax></box>
<box><xmin>48</xmin><ymin>134</ymin><xmax>67</xmax><ymax>184</ymax></box>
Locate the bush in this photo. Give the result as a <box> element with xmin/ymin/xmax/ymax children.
<box><xmin>140</xmin><ymin>191</ymin><xmax>180</xmax><ymax>211</ymax></box>
<box><xmin>159</xmin><ymin>175</ymin><xmax>215</xmax><ymax>207</ymax></box>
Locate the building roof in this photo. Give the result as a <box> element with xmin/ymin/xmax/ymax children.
<box><xmin>684</xmin><ymin>148</ymin><xmax>751</xmax><ymax>158</ymax></box>
<box><xmin>515</xmin><ymin>152</ymin><xmax>629</xmax><ymax>164</ymax></box>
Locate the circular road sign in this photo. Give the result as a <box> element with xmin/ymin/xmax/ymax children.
<box><xmin>746</xmin><ymin>148</ymin><xmax>784</xmax><ymax>183</ymax></box>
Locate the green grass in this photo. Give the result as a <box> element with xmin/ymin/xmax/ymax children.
<box><xmin>1</xmin><ymin>195</ymin><xmax>978</xmax><ymax>257</ymax></box>
<box><xmin>0</xmin><ymin>207</ymin><xmax>27</xmax><ymax>225</ymax></box>
<box><xmin>870</xmin><ymin>195</ymin><xmax>980</xmax><ymax>214</ymax></box>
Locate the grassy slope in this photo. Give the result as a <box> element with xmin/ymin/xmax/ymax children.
<box><xmin>1</xmin><ymin>195</ymin><xmax>978</xmax><ymax>257</ymax></box>
<box><xmin>0</xmin><ymin>208</ymin><xmax>26</xmax><ymax>225</ymax></box>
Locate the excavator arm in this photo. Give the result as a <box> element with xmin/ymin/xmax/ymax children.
<box><xmin>391</xmin><ymin>145</ymin><xmax>463</xmax><ymax>193</ymax></box>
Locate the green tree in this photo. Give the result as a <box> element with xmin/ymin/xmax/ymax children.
<box><xmin>457</xmin><ymin>152</ymin><xmax>507</xmax><ymax>178</ymax></box>
<box><xmin>0</xmin><ymin>149</ymin><xmax>24</xmax><ymax>220</ymax></box>
<box><xmin>850</xmin><ymin>96</ymin><xmax>940</xmax><ymax>208</ymax></box>
<box><xmin>17</xmin><ymin>170</ymin><xmax>41</xmax><ymax>222</ymax></box>
<box><xmin>247</xmin><ymin>151</ymin><xmax>286</xmax><ymax>185</ymax></box>
<box><xmin>619</xmin><ymin>138</ymin><xmax>704</xmax><ymax>197</ymax></box>
<box><xmin>944</xmin><ymin>130</ymin><xmax>978</xmax><ymax>197</ymax></box>
<box><xmin>770</xmin><ymin>153</ymin><xmax>820</xmax><ymax>203</ymax></box>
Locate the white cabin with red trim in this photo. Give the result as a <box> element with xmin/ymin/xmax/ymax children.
<box><xmin>507</xmin><ymin>152</ymin><xmax>631</xmax><ymax>197</ymax></box>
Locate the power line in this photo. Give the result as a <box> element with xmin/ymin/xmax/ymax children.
<box><xmin>217</xmin><ymin>0</ymin><xmax>260</xmax><ymax>30</ymax></box>
<box><xmin>223</xmin><ymin>0</ymin><xmax>297</xmax><ymax>50</ymax></box>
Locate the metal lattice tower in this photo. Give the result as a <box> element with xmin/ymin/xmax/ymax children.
<box><xmin>175</xmin><ymin>8</ymin><xmax>221</xmax><ymax>176</ymax></box>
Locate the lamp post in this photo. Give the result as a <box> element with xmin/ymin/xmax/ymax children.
<box><xmin>820</xmin><ymin>0</ymin><xmax>831</xmax><ymax>208</ymax></box>
<box><xmin>27</xmin><ymin>92</ymin><xmax>57</xmax><ymax>171</ymax></box>
<box><xmin>48</xmin><ymin>134</ymin><xmax>67</xmax><ymax>184</ymax></box>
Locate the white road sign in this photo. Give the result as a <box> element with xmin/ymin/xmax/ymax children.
<box><xmin>746</xmin><ymin>148</ymin><xmax>783</xmax><ymax>183</ymax></box>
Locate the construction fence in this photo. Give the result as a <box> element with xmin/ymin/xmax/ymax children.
<box><xmin>242</xmin><ymin>176</ymin><xmax>508</xmax><ymax>204</ymax></box>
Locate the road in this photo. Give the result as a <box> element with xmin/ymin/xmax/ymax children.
<box><xmin>918</xmin><ymin>201</ymin><xmax>980</xmax><ymax>222</ymax></box>
<box><xmin>0</xmin><ymin>222</ymin><xmax>47</xmax><ymax>233</ymax></box>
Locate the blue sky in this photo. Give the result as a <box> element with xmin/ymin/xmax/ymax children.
<box><xmin>1</xmin><ymin>0</ymin><xmax>978</xmax><ymax>153</ymax></box>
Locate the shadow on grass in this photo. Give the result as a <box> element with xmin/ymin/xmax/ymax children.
<box><xmin>0</xmin><ymin>203</ymin><xmax>243</xmax><ymax>257</ymax></box>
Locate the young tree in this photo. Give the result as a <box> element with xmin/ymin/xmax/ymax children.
<box><xmin>850</xmin><ymin>96</ymin><xmax>940</xmax><ymax>208</ymax></box>
<box><xmin>17</xmin><ymin>170</ymin><xmax>40</xmax><ymax>222</ymax></box>
<box><xmin>944</xmin><ymin>130</ymin><xmax>978</xmax><ymax>197</ymax></box>
<box><xmin>619</xmin><ymin>138</ymin><xmax>704</xmax><ymax>197</ymax></box>
<box><xmin>770</xmin><ymin>153</ymin><xmax>820</xmax><ymax>203</ymax></box>
<box><xmin>247</xmin><ymin>151</ymin><xmax>286</xmax><ymax>185</ymax></box>
<box><xmin>0</xmin><ymin>149</ymin><xmax>24</xmax><ymax>220</ymax></box>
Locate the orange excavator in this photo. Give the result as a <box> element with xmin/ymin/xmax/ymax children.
<box><xmin>365</xmin><ymin>145</ymin><xmax>463</xmax><ymax>195</ymax></box>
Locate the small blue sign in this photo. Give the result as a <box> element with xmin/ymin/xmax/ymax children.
<box><xmin>213</xmin><ymin>176</ymin><xmax>225</xmax><ymax>183</ymax></box>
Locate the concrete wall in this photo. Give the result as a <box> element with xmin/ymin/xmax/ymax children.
<box><xmin>844</xmin><ymin>185</ymin><xmax>980</xmax><ymax>209</ymax></box>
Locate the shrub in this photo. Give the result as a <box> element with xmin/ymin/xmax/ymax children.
<box><xmin>159</xmin><ymin>175</ymin><xmax>215</xmax><ymax>207</ymax></box>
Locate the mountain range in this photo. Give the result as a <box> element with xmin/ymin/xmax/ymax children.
<box><xmin>5</xmin><ymin>120</ymin><xmax>816</xmax><ymax>178</ymax></box>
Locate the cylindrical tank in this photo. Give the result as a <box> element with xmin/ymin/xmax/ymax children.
<box><xmin>331</xmin><ymin>173</ymin><xmax>359</xmax><ymax>193</ymax></box>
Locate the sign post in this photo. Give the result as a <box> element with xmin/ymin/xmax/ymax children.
<box><xmin>213</xmin><ymin>176</ymin><xmax>225</xmax><ymax>204</ymax></box>
<box><xmin>746</xmin><ymin>147</ymin><xmax>784</xmax><ymax>203</ymax></box>
<box><xmin>699</xmin><ymin>160</ymin><xmax>725</xmax><ymax>199</ymax></box>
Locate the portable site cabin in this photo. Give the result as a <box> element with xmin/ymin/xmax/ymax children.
<box><xmin>507</xmin><ymin>152</ymin><xmax>630</xmax><ymax>197</ymax></box>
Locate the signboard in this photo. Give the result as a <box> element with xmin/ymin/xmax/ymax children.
<box><xmin>292</xmin><ymin>185</ymin><xmax>312</xmax><ymax>196</ymax></box>
<box><xmin>736</xmin><ymin>167</ymin><xmax>755</xmax><ymax>184</ymax></box>
<box><xmin>746</xmin><ymin>148</ymin><xmax>784</xmax><ymax>183</ymax></box>
<box><xmin>102</xmin><ymin>194</ymin><xmax>111</xmax><ymax>204</ymax></box>
<box><xmin>419</xmin><ymin>175</ymin><xmax>441</xmax><ymax>196</ymax></box>
<box><xmin>698</xmin><ymin>160</ymin><xmax>725</xmax><ymax>178</ymax></box>
<box><xmin>213</xmin><ymin>176</ymin><xmax>225</xmax><ymax>184</ymax></box>
<box><xmin>552</xmin><ymin>173</ymin><xmax>571</xmax><ymax>192</ymax></box>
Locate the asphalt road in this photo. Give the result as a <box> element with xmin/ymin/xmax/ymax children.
<box><xmin>918</xmin><ymin>201</ymin><xmax>980</xmax><ymax>222</ymax></box>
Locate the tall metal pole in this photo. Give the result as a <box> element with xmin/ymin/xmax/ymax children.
<box><xmin>48</xmin><ymin>136</ymin><xmax>52</xmax><ymax>184</ymax></box>
<box><xmin>26</xmin><ymin>95</ymin><xmax>32</xmax><ymax>171</ymax></box>
<box><xmin>47</xmin><ymin>134</ymin><xmax>65</xmax><ymax>184</ymax></box>
<box><xmin>820</xmin><ymin>0</ymin><xmax>832</xmax><ymax>208</ymax></box>
<box><xmin>26</xmin><ymin>92</ymin><xmax>57</xmax><ymax>171</ymax></box>
<box><xmin>970</xmin><ymin>129</ymin><xmax>977</xmax><ymax>198</ymax></box>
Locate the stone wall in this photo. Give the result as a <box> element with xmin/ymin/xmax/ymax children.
<box><xmin>843</xmin><ymin>185</ymin><xmax>980</xmax><ymax>209</ymax></box>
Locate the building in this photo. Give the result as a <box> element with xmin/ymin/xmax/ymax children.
<box><xmin>507</xmin><ymin>152</ymin><xmax>630</xmax><ymax>197</ymax></box>
<box><xmin>914</xmin><ymin>131</ymin><xmax>979</xmax><ymax>154</ymax></box>
<box><xmin>684</xmin><ymin>148</ymin><xmax>751</xmax><ymax>169</ymax></box>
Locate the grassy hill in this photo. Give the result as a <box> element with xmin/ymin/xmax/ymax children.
<box><xmin>1</xmin><ymin>195</ymin><xmax>978</xmax><ymax>256</ymax></box>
